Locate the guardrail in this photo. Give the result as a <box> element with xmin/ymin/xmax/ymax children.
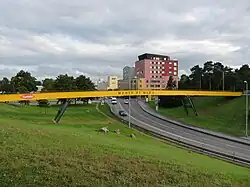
<box><xmin>106</xmin><ymin>101</ymin><xmax>250</xmax><ymax>167</ymax></box>
<box><xmin>137</xmin><ymin>100</ymin><xmax>250</xmax><ymax>146</ymax></box>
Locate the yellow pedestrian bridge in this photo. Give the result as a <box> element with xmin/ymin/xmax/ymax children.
<box><xmin>0</xmin><ymin>90</ymin><xmax>242</xmax><ymax>102</ymax></box>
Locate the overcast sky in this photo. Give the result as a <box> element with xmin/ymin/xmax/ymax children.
<box><xmin>1</xmin><ymin>0</ymin><xmax>250</xmax><ymax>82</ymax></box>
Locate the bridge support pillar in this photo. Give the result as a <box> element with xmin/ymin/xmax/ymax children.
<box><xmin>182</xmin><ymin>96</ymin><xmax>198</xmax><ymax>116</ymax></box>
<box><xmin>53</xmin><ymin>99</ymin><xmax>72</xmax><ymax>124</ymax></box>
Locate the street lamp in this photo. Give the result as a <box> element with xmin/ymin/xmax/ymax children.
<box><xmin>128</xmin><ymin>77</ymin><xmax>131</xmax><ymax>128</ymax></box>
<box><xmin>244</xmin><ymin>81</ymin><xmax>248</xmax><ymax>137</ymax></box>
<box><xmin>222</xmin><ymin>71</ymin><xmax>225</xmax><ymax>91</ymax></box>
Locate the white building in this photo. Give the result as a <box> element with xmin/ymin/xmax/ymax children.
<box><xmin>96</xmin><ymin>79</ymin><xmax>108</xmax><ymax>90</ymax></box>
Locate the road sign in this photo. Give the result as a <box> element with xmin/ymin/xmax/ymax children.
<box><xmin>20</xmin><ymin>94</ymin><xmax>34</xmax><ymax>100</ymax></box>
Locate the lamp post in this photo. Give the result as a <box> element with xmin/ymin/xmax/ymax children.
<box><xmin>128</xmin><ymin>77</ymin><xmax>131</xmax><ymax>128</ymax></box>
<box><xmin>222</xmin><ymin>71</ymin><xmax>225</xmax><ymax>91</ymax></box>
<box><xmin>244</xmin><ymin>81</ymin><xmax>248</xmax><ymax>137</ymax></box>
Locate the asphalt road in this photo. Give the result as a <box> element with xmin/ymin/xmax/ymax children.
<box><xmin>110</xmin><ymin>98</ymin><xmax>250</xmax><ymax>164</ymax></box>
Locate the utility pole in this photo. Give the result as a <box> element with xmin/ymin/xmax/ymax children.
<box><xmin>244</xmin><ymin>81</ymin><xmax>248</xmax><ymax>137</ymax></box>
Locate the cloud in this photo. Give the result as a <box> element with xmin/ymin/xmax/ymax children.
<box><xmin>0</xmin><ymin>0</ymin><xmax>250</xmax><ymax>82</ymax></box>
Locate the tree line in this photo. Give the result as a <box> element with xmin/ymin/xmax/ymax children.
<box><xmin>177</xmin><ymin>61</ymin><xmax>250</xmax><ymax>91</ymax></box>
<box><xmin>0</xmin><ymin>70</ymin><xmax>96</xmax><ymax>94</ymax></box>
<box><xmin>161</xmin><ymin>62</ymin><xmax>250</xmax><ymax>109</ymax></box>
<box><xmin>0</xmin><ymin>70</ymin><xmax>96</xmax><ymax>106</ymax></box>
<box><xmin>0</xmin><ymin>61</ymin><xmax>249</xmax><ymax>95</ymax></box>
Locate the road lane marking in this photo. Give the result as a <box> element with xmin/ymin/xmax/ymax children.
<box><xmin>115</xmin><ymin>100</ymin><xmax>250</xmax><ymax>160</ymax></box>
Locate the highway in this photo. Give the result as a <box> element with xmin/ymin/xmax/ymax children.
<box><xmin>109</xmin><ymin>98</ymin><xmax>250</xmax><ymax>166</ymax></box>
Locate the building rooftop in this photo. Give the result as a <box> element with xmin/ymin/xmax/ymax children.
<box><xmin>138</xmin><ymin>53</ymin><xmax>170</xmax><ymax>61</ymax></box>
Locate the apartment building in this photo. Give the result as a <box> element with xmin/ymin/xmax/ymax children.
<box><xmin>107</xmin><ymin>76</ymin><xmax>119</xmax><ymax>90</ymax></box>
<box><xmin>118</xmin><ymin>78</ymin><xmax>146</xmax><ymax>90</ymax></box>
<box><xmin>96</xmin><ymin>79</ymin><xmax>108</xmax><ymax>90</ymax></box>
<box><xmin>135</xmin><ymin>53</ymin><xmax>178</xmax><ymax>89</ymax></box>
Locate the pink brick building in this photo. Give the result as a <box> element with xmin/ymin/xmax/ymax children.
<box><xmin>135</xmin><ymin>53</ymin><xmax>178</xmax><ymax>89</ymax></box>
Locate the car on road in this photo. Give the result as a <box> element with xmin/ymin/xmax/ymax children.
<box><xmin>111</xmin><ymin>97</ymin><xmax>117</xmax><ymax>104</ymax></box>
<box><xmin>119</xmin><ymin>110</ymin><xmax>127</xmax><ymax>117</ymax></box>
<box><xmin>124</xmin><ymin>99</ymin><xmax>129</xmax><ymax>104</ymax></box>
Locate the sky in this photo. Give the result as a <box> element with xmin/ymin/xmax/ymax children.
<box><xmin>1</xmin><ymin>0</ymin><xmax>250</xmax><ymax>82</ymax></box>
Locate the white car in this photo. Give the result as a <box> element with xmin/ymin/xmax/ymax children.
<box><xmin>111</xmin><ymin>98</ymin><xmax>117</xmax><ymax>104</ymax></box>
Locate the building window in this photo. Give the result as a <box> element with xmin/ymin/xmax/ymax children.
<box><xmin>174</xmin><ymin>62</ymin><xmax>177</xmax><ymax>66</ymax></box>
<box><xmin>169</xmin><ymin>62</ymin><xmax>172</xmax><ymax>65</ymax></box>
<box><xmin>174</xmin><ymin>67</ymin><xmax>177</xmax><ymax>70</ymax></box>
<box><xmin>174</xmin><ymin>72</ymin><xmax>177</xmax><ymax>75</ymax></box>
<box><xmin>169</xmin><ymin>66</ymin><xmax>172</xmax><ymax>69</ymax></box>
<box><xmin>169</xmin><ymin>71</ymin><xmax>172</xmax><ymax>74</ymax></box>
<box><xmin>162</xmin><ymin>71</ymin><xmax>165</xmax><ymax>73</ymax></box>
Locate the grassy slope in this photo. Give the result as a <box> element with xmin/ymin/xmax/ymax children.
<box><xmin>149</xmin><ymin>96</ymin><xmax>249</xmax><ymax>136</ymax></box>
<box><xmin>0</xmin><ymin>103</ymin><xmax>249</xmax><ymax>187</ymax></box>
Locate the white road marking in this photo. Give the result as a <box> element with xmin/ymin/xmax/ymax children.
<box><xmin>114</xmin><ymin>100</ymin><xmax>250</xmax><ymax>160</ymax></box>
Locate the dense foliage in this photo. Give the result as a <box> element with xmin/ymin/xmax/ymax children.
<box><xmin>160</xmin><ymin>62</ymin><xmax>250</xmax><ymax>108</ymax></box>
<box><xmin>178</xmin><ymin>61</ymin><xmax>250</xmax><ymax>91</ymax></box>
<box><xmin>0</xmin><ymin>70</ymin><xmax>96</xmax><ymax>104</ymax></box>
<box><xmin>0</xmin><ymin>71</ymin><xmax>96</xmax><ymax>94</ymax></box>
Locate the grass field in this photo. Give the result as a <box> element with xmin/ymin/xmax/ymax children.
<box><xmin>149</xmin><ymin>96</ymin><xmax>250</xmax><ymax>137</ymax></box>
<box><xmin>0</xmin><ymin>102</ymin><xmax>250</xmax><ymax>186</ymax></box>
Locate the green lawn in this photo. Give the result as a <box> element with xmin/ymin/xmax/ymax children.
<box><xmin>149</xmin><ymin>96</ymin><xmax>250</xmax><ymax>137</ymax></box>
<box><xmin>0</xmin><ymin>103</ymin><xmax>249</xmax><ymax>186</ymax></box>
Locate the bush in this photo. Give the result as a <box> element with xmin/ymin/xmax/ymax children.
<box><xmin>18</xmin><ymin>100</ymin><xmax>30</xmax><ymax>105</ymax></box>
<box><xmin>37</xmin><ymin>99</ymin><xmax>50</xmax><ymax>107</ymax></box>
<box><xmin>158</xmin><ymin>96</ymin><xmax>184</xmax><ymax>108</ymax></box>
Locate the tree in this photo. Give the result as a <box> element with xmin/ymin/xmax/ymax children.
<box><xmin>189</xmin><ymin>65</ymin><xmax>203</xmax><ymax>89</ymax></box>
<box><xmin>75</xmin><ymin>75</ymin><xmax>96</xmax><ymax>91</ymax></box>
<box><xmin>54</xmin><ymin>74</ymin><xmax>75</xmax><ymax>92</ymax></box>
<box><xmin>159</xmin><ymin>76</ymin><xmax>181</xmax><ymax>108</ymax></box>
<box><xmin>0</xmin><ymin>77</ymin><xmax>13</xmax><ymax>93</ymax></box>
<box><xmin>10</xmin><ymin>70</ymin><xmax>37</xmax><ymax>93</ymax></box>
<box><xmin>177</xmin><ymin>61</ymin><xmax>250</xmax><ymax>92</ymax></box>
<box><xmin>212</xmin><ymin>62</ymin><xmax>224</xmax><ymax>90</ymax></box>
<box><xmin>179</xmin><ymin>74</ymin><xmax>190</xmax><ymax>89</ymax></box>
<box><xmin>42</xmin><ymin>78</ymin><xmax>55</xmax><ymax>92</ymax></box>
<box><xmin>202</xmin><ymin>61</ymin><xmax>214</xmax><ymax>90</ymax></box>
<box><xmin>36</xmin><ymin>81</ymin><xmax>42</xmax><ymax>86</ymax></box>
<box><xmin>75</xmin><ymin>75</ymin><xmax>96</xmax><ymax>104</ymax></box>
<box><xmin>166</xmin><ymin>76</ymin><xmax>176</xmax><ymax>90</ymax></box>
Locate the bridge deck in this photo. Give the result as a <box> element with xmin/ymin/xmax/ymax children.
<box><xmin>0</xmin><ymin>90</ymin><xmax>242</xmax><ymax>102</ymax></box>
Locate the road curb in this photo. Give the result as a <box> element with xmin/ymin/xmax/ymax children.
<box><xmin>137</xmin><ymin>100</ymin><xmax>250</xmax><ymax>146</ymax></box>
